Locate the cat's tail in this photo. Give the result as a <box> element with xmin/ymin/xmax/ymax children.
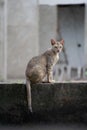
<box><xmin>26</xmin><ymin>78</ymin><xmax>33</xmax><ymax>112</ymax></box>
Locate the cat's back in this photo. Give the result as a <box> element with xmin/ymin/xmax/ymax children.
<box><xmin>29</xmin><ymin>56</ymin><xmax>40</xmax><ymax>66</ymax></box>
<box><xmin>26</xmin><ymin>54</ymin><xmax>47</xmax><ymax>80</ymax></box>
<box><xmin>26</xmin><ymin>53</ymin><xmax>47</xmax><ymax>69</ymax></box>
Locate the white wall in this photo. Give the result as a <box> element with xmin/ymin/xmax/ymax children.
<box><xmin>0</xmin><ymin>0</ymin><xmax>4</xmax><ymax>81</ymax></box>
<box><xmin>0</xmin><ymin>0</ymin><xmax>39</xmax><ymax>81</ymax></box>
<box><xmin>39</xmin><ymin>5</ymin><xmax>57</xmax><ymax>54</ymax></box>
<box><xmin>7</xmin><ymin>0</ymin><xmax>39</xmax><ymax>79</ymax></box>
<box><xmin>85</xmin><ymin>4</ymin><xmax>87</xmax><ymax>66</ymax></box>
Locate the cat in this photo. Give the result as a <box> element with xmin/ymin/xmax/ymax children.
<box><xmin>25</xmin><ymin>39</ymin><xmax>64</xmax><ymax>112</ymax></box>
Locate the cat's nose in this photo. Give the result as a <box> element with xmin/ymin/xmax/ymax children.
<box><xmin>57</xmin><ymin>50</ymin><xmax>59</xmax><ymax>53</ymax></box>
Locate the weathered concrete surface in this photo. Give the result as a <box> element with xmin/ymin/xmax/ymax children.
<box><xmin>0</xmin><ymin>83</ymin><xmax>87</xmax><ymax>124</ymax></box>
<box><xmin>0</xmin><ymin>1</ymin><xmax>4</xmax><ymax>81</ymax></box>
<box><xmin>0</xmin><ymin>84</ymin><xmax>28</xmax><ymax>123</ymax></box>
<box><xmin>39</xmin><ymin>5</ymin><xmax>57</xmax><ymax>54</ymax></box>
<box><xmin>4</xmin><ymin>0</ymin><xmax>39</xmax><ymax>80</ymax></box>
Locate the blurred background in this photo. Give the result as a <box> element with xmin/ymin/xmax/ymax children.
<box><xmin>0</xmin><ymin>0</ymin><xmax>87</xmax><ymax>82</ymax></box>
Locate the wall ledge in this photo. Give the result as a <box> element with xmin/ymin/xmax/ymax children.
<box><xmin>0</xmin><ymin>82</ymin><xmax>87</xmax><ymax>124</ymax></box>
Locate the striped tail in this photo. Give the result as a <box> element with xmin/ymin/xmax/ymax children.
<box><xmin>26</xmin><ymin>78</ymin><xmax>33</xmax><ymax>112</ymax></box>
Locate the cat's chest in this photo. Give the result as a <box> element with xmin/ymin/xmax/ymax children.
<box><xmin>52</xmin><ymin>54</ymin><xmax>59</xmax><ymax>66</ymax></box>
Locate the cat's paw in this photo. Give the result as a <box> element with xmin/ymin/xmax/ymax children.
<box><xmin>49</xmin><ymin>80</ymin><xmax>55</xmax><ymax>83</ymax></box>
<box><xmin>28</xmin><ymin>104</ymin><xmax>33</xmax><ymax>113</ymax></box>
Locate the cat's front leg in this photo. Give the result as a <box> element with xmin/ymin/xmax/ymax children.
<box><xmin>47</xmin><ymin>67</ymin><xmax>55</xmax><ymax>83</ymax></box>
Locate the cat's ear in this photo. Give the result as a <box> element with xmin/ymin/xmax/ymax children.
<box><xmin>60</xmin><ymin>39</ymin><xmax>64</xmax><ymax>45</ymax></box>
<box><xmin>51</xmin><ymin>39</ymin><xmax>56</xmax><ymax>45</ymax></box>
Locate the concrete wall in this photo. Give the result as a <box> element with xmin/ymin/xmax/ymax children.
<box><xmin>39</xmin><ymin>5</ymin><xmax>57</xmax><ymax>53</ymax></box>
<box><xmin>85</xmin><ymin>5</ymin><xmax>87</xmax><ymax>65</ymax></box>
<box><xmin>84</xmin><ymin>4</ymin><xmax>87</xmax><ymax>78</ymax></box>
<box><xmin>0</xmin><ymin>0</ymin><xmax>4</xmax><ymax>81</ymax></box>
<box><xmin>0</xmin><ymin>0</ymin><xmax>39</xmax><ymax>81</ymax></box>
<box><xmin>7</xmin><ymin>0</ymin><xmax>39</xmax><ymax>79</ymax></box>
<box><xmin>0</xmin><ymin>83</ymin><xmax>87</xmax><ymax>123</ymax></box>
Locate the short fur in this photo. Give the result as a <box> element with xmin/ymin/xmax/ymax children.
<box><xmin>25</xmin><ymin>39</ymin><xmax>64</xmax><ymax>112</ymax></box>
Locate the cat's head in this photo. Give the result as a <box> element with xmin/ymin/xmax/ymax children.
<box><xmin>51</xmin><ymin>39</ymin><xmax>64</xmax><ymax>53</ymax></box>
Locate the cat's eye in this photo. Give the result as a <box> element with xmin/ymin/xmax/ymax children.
<box><xmin>55</xmin><ymin>46</ymin><xmax>58</xmax><ymax>49</ymax></box>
